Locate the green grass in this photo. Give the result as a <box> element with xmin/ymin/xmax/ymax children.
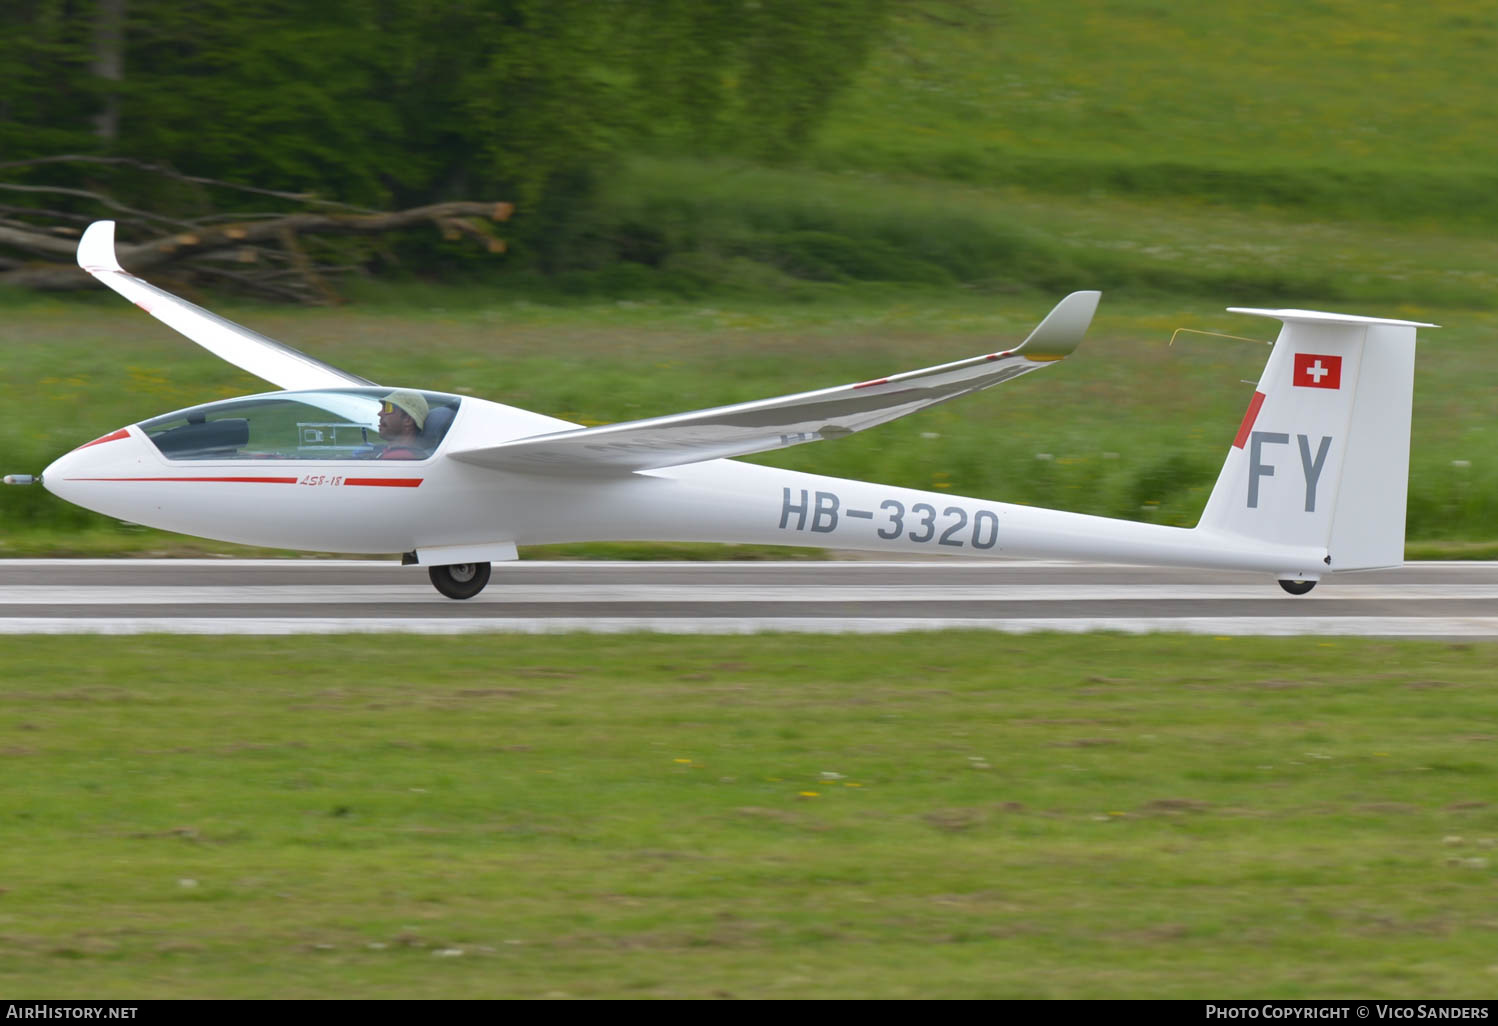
<box><xmin>580</xmin><ymin>155</ymin><xmax>1498</xmax><ymax>308</ymax></box>
<box><xmin>1</xmin><ymin>632</ymin><xmax>1495</xmax><ymax>998</ymax></box>
<box><xmin>518</xmin><ymin>0</ymin><xmax>1498</xmax><ymax>302</ymax></box>
<box><xmin>814</xmin><ymin>0</ymin><xmax>1498</xmax><ymax>223</ymax></box>
<box><xmin>3</xmin><ymin>293</ymin><xmax>1493</xmax><ymax>554</ymax></box>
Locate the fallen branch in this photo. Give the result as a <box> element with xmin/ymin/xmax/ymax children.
<box><xmin>0</xmin><ymin>201</ymin><xmax>515</xmax><ymax>300</ymax></box>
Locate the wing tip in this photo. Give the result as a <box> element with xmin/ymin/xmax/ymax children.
<box><xmin>1016</xmin><ymin>290</ymin><xmax>1101</xmax><ymax>359</ymax></box>
<box><xmin>77</xmin><ymin>220</ymin><xmax>123</xmax><ymax>274</ymax></box>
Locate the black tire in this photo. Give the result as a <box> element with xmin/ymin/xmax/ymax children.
<box><xmin>1278</xmin><ymin>578</ymin><xmax>1316</xmax><ymax>596</ymax></box>
<box><xmin>428</xmin><ymin>562</ymin><xmax>491</xmax><ymax>599</ymax></box>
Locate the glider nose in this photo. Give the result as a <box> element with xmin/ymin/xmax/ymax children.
<box><xmin>42</xmin><ymin>426</ymin><xmax>154</xmax><ymax>512</ymax></box>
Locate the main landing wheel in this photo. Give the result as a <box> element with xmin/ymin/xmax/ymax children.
<box><xmin>1278</xmin><ymin>578</ymin><xmax>1317</xmax><ymax>596</ymax></box>
<box><xmin>429</xmin><ymin>562</ymin><xmax>492</xmax><ymax>600</ymax></box>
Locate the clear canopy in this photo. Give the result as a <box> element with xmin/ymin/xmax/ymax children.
<box><xmin>137</xmin><ymin>388</ymin><xmax>460</xmax><ymax>461</ymax></box>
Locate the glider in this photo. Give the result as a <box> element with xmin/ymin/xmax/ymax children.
<box><xmin>14</xmin><ymin>221</ymin><xmax>1434</xmax><ymax>598</ymax></box>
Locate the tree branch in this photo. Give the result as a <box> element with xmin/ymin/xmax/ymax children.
<box><xmin>0</xmin><ymin>154</ymin><xmax>378</xmax><ymax>212</ymax></box>
<box><xmin>0</xmin><ymin>201</ymin><xmax>515</xmax><ymax>300</ymax></box>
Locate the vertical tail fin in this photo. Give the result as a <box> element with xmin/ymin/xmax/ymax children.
<box><xmin>1197</xmin><ymin>308</ymin><xmax>1436</xmax><ymax>572</ymax></box>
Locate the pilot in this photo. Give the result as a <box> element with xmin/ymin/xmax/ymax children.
<box><xmin>376</xmin><ymin>389</ymin><xmax>429</xmax><ymax>460</ymax></box>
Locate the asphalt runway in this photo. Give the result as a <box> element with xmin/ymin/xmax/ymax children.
<box><xmin>1</xmin><ymin>559</ymin><xmax>1496</xmax><ymax>637</ymax></box>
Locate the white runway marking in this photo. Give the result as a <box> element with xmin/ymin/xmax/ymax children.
<box><xmin>2</xmin><ymin>616</ymin><xmax>1496</xmax><ymax>637</ymax></box>
<box><xmin>3</xmin><ymin>560</ymin><xmax>1496</xmax><ymax>638</ymax></box>
<box><xmin>6</xmin><ymin>584</ymin><xmax>1498</xmax><ymax>605</ymax></box>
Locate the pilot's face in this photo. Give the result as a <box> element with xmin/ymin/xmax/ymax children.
<box><xmin>378</xmin><ymin>403</ymin><xmax>416</xmax><ymax>441</ymax></box>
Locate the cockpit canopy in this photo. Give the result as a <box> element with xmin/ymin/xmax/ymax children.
<box><xmin>138</xmin><ymin>388</ymin><xmax>461</xmax><ymax>461</ymax></box>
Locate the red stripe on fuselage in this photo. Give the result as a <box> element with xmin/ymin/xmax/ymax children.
<box><xmin>67</xmin><ymin>475</ymin><xmax>423</xmax><ymax>487</ymax></box>
<box><xmin>1232</xmin><ymin>391</ymin><xmax>1267</xmax><ymax>450</ymax></box>
<box><xmin>67</xmin><ymin>476</ymin><xmax>299</xmax><ymax>484</ymax></box>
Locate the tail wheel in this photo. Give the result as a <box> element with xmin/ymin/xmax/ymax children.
<box><xmin>1278</xmin><ymin>579</ymin><xmax>1317</xmax><ymax>596</ymax></box>
<box><xmin>429</xmin><ymin>562</ymin><xmax>491</xmax><ymax>599</ymax></box>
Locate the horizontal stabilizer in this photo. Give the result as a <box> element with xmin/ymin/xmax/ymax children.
<box><xmin>1226</xmin><ymin>307</ymin><xmax>1437</xmax><ymax>329</ymax></box>
<box><xmin>77</xmin><ymin>220</ymin><xmax>373</xmax><ymax>391</ymax></box>
<box><xmin>449</xmin><ymin>291</ymin><xmax>1100</xmax><ymax>474</ymax></box>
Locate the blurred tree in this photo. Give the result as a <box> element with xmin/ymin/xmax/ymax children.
<box><xmin>625</xmin><ymin>0</ymin><xmax>892</xmax><ymax>158</ymax></box>
<box><xmin>0</xmin><ymin>0</ymin><xmax>891</xmax><ymax>262</ymax></box>
<box><xmin>0</xmin><ymin>0</ymin><xmax>100</xmax><ymax>156</ymax></box>
<box><xmin>90</xmin><ymin>0</ymin><xmax>126</xmax><ymax>141</ymax></box>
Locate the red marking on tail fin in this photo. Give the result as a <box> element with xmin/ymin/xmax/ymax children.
<box><xmin>1232</xmin><ymin>391</ymin><xmax>1267</xmax><ymax>449</ymax></box>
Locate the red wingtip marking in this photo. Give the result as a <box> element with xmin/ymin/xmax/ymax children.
<box><xmin>75</xmin><ymin>428</ymin><xmax>131</xmax><ymax>451</ymax></box>
<box><xmin>852</xmin><ymin>378</ymin><xmax>889</xmax><ymax>390</ymax></box>
<box><xmin>1232</xmin><ymin>391</ymin><xmax>1267</xmax><ymax>449</ymax></box>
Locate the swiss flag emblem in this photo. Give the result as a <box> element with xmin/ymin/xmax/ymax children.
<box><xmin>1293</xmin><ymin>353</ymin><xmax>1342</xmax><ymax>389</ymax></box>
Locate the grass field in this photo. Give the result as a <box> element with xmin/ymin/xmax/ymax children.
<box><xmin>546</xmin><ymin>0</ymin><xmax>1498</xmax><ymax>303</ymax></box>
<box><xmin>1</xmin><ymin>633</ymin><xmax>1495</xmax><ymax>999</ymax></box>
<box><xmin>815</xmin><ymin>0</ymin><xmax>1498</xmax><ymax>225</ymax></box>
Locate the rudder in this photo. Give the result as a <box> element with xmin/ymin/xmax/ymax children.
<box><xmin>1196</xmin><ymin>308</ymin><xmax>1434</xmax><ymax>572</ymax></box>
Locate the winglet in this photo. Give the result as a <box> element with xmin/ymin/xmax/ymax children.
<box><xmin>1015</xmin><ymin>290</ymin><xmax>1101</xmax><ymax>360</ymax></box>
<box><xmin>77</xmin><ymin>219</ymin><xmax>124</xmax><ymax>274</ymax></box>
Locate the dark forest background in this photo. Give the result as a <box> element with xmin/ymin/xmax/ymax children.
<box><xmin>1</xmin><ymin>0</ymin><xmax>891</xmax><ymax>289</ymax></box>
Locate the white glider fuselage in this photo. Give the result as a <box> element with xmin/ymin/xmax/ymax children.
<box><xmin>32</xmin><ymin>220</ymin><xmax>1434</xmax><ymax>597</ymax></box>
<box><xmin>45</xmin><ymin>389</ymin><xmax>1323</xmax><ymax>578</ymax></box>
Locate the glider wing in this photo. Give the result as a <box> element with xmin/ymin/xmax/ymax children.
<box><xmin>448</xmin><ymin>290</ymin><xmax>1100</xmax><ymax>473</ymax></box>
<box><xmin>76</xmin><ymin>220</ymin><xmax>374</xmax><ymax>391</ymax></box>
